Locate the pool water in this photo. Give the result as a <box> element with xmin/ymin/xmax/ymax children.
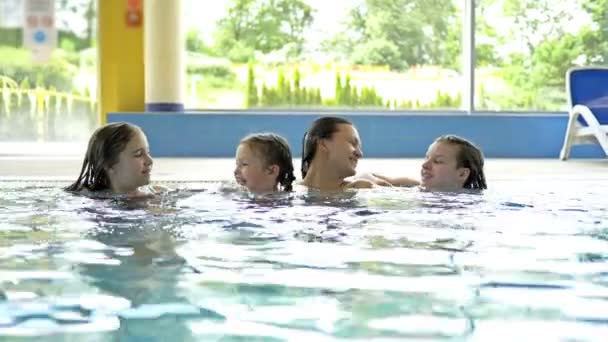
<box><xmin>0</xmin><ymin>180</ymin><xmax>607</xmax><ymax>341</ymax></box>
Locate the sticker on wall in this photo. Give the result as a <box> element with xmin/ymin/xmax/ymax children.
<box><xmin>126</xmin><ymin>0</ymin><xmax>143</xmax><ymax>27</ymax></box>
<box><xmin>22</xmin><ymin>0</ymin><xmax>56</xmax><ymax>64</ymax></box>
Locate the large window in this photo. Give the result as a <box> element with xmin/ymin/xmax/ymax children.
<box><xmin>0</xmin><ymin>0</ymin><xmax>97</xmax><ymax>142</ymax></box>
<box><xmin>183</xmin><ymin>0</ymin><xmax>464</xmax><ymax>111</ymax></box>
<box><xmin>474</xmin><ymin>0</ymin><xmax>596</xmax><ymax>111</ymax></box>
<box><xmin>184</xmin><ymin>0</ymin><xmax>605</xmax><ymax>113</ymax></box>
<box><xmin>2</xmin><ymin>0</ymin><xmax>599</xmax><ymax>144</ymax></box>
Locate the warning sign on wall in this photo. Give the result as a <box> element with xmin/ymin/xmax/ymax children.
<box><xmin>23</xmin><ymin>0</ymin><xmax>56</xmax><ymax>64</ymax></box>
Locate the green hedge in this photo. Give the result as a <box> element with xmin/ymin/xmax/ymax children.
<box><xmin>0</xmin><ymin>46</ymin><xmax>77</xmax><ymax>91</ymax></box>
<box><xmin>246</xmin><ymin>67</ymin><xmax>461</xmax><ymax>109</ymax></box>
<box><xmin>186</xmin><ymin>54</ymin><xmax>236</xmax><ymax>80</ymax></box>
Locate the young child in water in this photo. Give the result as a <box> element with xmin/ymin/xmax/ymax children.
<box><xmin>234</xmin><ymin>133</ymin><xmax>296</xmax><ymax>195</ymax></box>
<box><xmin>65</xmin><ymin>122</ymin><xmax>166</xmax><ymax>197</ymax></box>
<box><xmin>370</xmin><ymin>134</ymin><xmax>487</xmax><ymax>191</ymax></box>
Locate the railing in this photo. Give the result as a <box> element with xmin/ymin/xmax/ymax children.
<box><xmin>0</xmin><ymin>75</ymin><xmax>97</xmax><ymax>141</ymax></box>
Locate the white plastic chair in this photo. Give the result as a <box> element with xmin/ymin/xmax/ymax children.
<box><xmin>560</xmin><ymin>67</ymin><xmax>608</xmax><ymax>160</ymax></box>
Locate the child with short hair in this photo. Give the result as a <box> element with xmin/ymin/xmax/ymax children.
<box><xmin>369</xmin><ymin>134</ymin><xmax>487</xmax><ymax>191</ymax></box>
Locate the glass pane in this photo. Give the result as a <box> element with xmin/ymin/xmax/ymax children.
<box><xmin>475</xmin><ymin>0</ymin><xmax>595</xmax><ymax>112</ymax></box>
<box><xmin>0</xmin><ymin>0</ymin><xmax>98</xmax><ymax>142</ymax></box>
<box><xmin>184</xmin><ymin>0</ymin><xmax>464</xmax><ymax>111</ymax></box>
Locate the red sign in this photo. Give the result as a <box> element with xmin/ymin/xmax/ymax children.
<box><xmin>41</xmin><ymin>15</ymin><xmax>53</xmax><ymax>28</ymax></box>
<box><xmin>127</xmin><ymin>0</ymin><xmax>142</xmax><ymax>11</ymax></box>
<box><xmin>26</xmin><ymin>15</ymin><xmax>39</xmax><ymax>28</ymax></box>
<box><xmin>126</xmin><ymin>10</ymin><xmax>142</xmax><ymax>27</ymax></box>
<box><xmin>126</xmin><ymin>0</ymin><xmax>142</xmax><ymax>27</ymax></box>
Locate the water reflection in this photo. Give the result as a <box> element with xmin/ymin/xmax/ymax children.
<box><xmin>0</xmin><ymin>181</ymin><xmax>606</xmax><ymax>340</ymax></box>
<box><xmin>76</xmin><ymin>196</ymin><xmax>214</xmax><ymax>341</ymax></box>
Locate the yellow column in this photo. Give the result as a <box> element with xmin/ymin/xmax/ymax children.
<box><xmin>97</xmin><ymin>0</ymin><xmax>145</xmax><ymax>124</ymax></box>
<box><xmin>144</xmin><ymin>0</ymin><xmax>185</xmax><ymax>111</ymax></box>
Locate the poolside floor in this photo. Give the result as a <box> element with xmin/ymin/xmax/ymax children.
<box><xmin>1</xmin><ymin>142</ymin><xmax>606</xmax><ymax>182</ymax></box>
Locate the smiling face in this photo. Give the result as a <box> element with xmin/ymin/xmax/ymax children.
<box><xmin>106</xmin><ymin>129</ymin><xmax>153</xmax><ymax>194</ymax></box>
<box><xmin>234</xmin><ymin>143</ymin><xmax>279</xmax><ymax>194</ymax></box>
<box><xmin>420</xmin><ymin>141</ymin><xmax>470</xmax><ymax>191</ymax></box>
<box><xmin>319</xmin><ymin>123</ymin><xmax>363</xmax><ymax>179</ymax></box>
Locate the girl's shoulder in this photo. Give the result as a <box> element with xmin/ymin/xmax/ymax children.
<box><xmin>344</xmin><ymin>178</ymin><xmax>375</xmax><ymax>189</ymax></box>
<box><xmin>136</xmin><ymin>184</ymin><xmax>170</xmax><ymax>197</ymax></box>
<box><xmin>294</xmin><ymin>180</ymin><xmax>373</xmax><ymax>192</ymax></box>
<box><xmin>292</xmin><ymin>182</ymin><xmax>310</xmax><ymax>192</ymax></box>
<box><xmin>148</xmin><ymin>184</ymin><xmax>170</xmax><ymax>194</ymax></box>
<box><xmin>73</xmin><ymin>184</ymin><xmax>170</xmax><ymax>199</ymax></box>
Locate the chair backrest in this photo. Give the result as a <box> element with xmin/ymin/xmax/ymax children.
<box><xmin>567</xmin><ymin>67</ymin><xmax>608</xmax><ymax>126</ymax></box>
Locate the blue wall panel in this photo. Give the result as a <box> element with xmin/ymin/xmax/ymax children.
<box><xmin>108</xmin><ymin>111</ymin><xmax>606</xmax><ymax>158</ymax></box>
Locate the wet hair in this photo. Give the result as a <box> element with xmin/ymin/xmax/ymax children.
<box><xmin>65</xmin><ymin>122</ymin><xmax>141</xmax><ymax>192</ymax></box>
<box><xmin>240</xmin><ymin>133</ymin><xmax>296</xmax><ymax>191</ymax></box>
<box><xmin>301</xmin><ymin>116</ymin><xmax>352</xmax><ymax>178</ymax></box>
<box><xmin>435</xmin><ymin>135</ymin><xmax>487</xmax><ymax>190</ymax></box>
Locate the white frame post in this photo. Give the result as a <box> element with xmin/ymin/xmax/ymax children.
<box><xmin>462</xmin><ymin>0</ymin><xmax>476</xmax><ymax>113</ymax></box>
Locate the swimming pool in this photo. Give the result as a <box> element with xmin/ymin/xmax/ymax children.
<box><xmin>0</xmin><ymin>180</ymin><xmax>607</xmax><ymax>340</ymax></box>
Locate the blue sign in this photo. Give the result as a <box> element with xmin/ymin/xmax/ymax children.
<box><xmin>33</xmin><ymin>30</ymin><xmax>47</xmax><ymax>43</ymax></box>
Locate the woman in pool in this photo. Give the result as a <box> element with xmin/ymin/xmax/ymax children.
<box><xmin>234</xmin><ymin>132</ymin><xmax>296</xmax><ymax>195</ymax></box>
<box><xmin>371</xmin><ymin>134</ymin><xmax>487</xmax><ymax>191</ymax></box>
<box><xmin>65</xmin><ymin>122</ymin><xmax>165</xmax><ymax>197</ymax></box>
<box><xmin>299</xmin><ymin>116</ymin><xmax>381</xmax><ymax>191</ymax></box>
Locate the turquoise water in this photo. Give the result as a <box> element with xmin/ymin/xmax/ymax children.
<box><xmin>0</xmin><ymin>181</ymin><xmax>607</xmax><ymax>341</ymax></box>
